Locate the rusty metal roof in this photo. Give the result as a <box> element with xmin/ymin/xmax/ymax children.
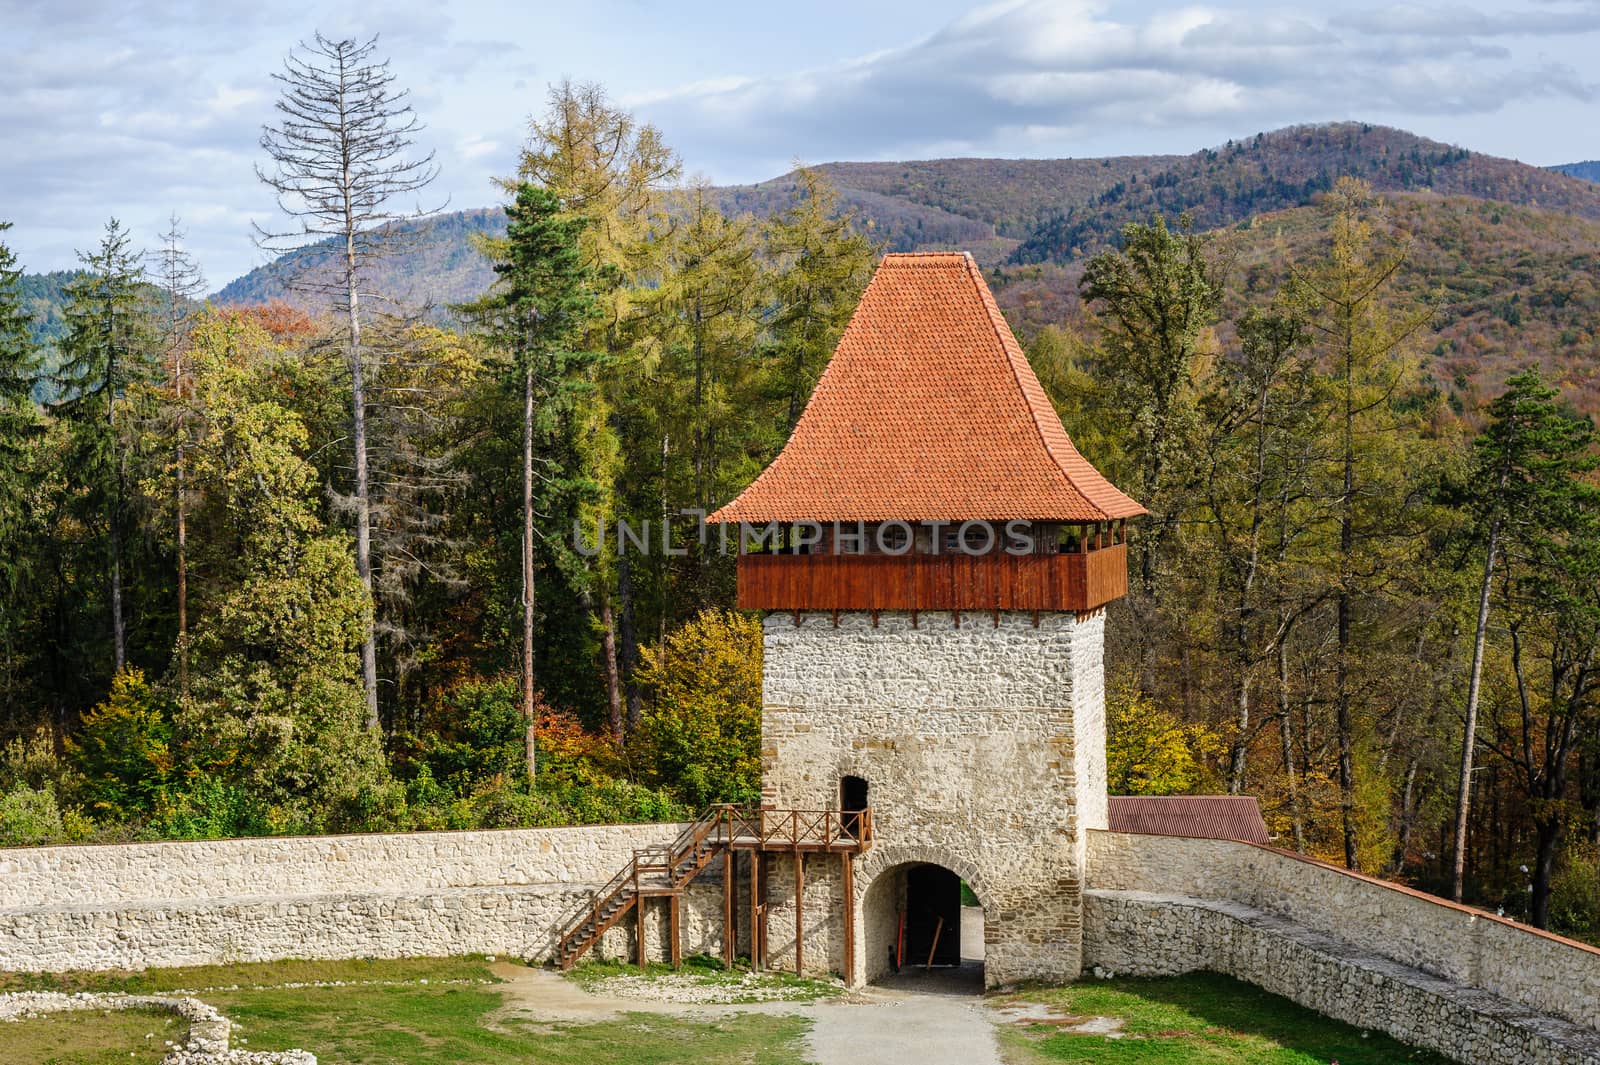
<box><xmin>1107</xmin><ymin>795</ymin><xmax>1272</xmax><ymax>845</ymax></box>
<box><xmin>706</xmin><ymin>252</ymin><xmax>1145</xmax><ymax>524</ymax></box>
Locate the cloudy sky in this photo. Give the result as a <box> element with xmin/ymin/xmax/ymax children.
<box><xmin>4</xmin><ymin>0</ymin><xmax>1598</xmax><ymax>284</ymax></box>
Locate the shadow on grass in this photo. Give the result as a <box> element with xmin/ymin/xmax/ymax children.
<box><xmin>1004</xmin><ymin>971</ymin><xmax>1453</xmax><ymax>1065</ymax></box>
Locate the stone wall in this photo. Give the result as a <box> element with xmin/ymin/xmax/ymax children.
<box><xmin>0</xmin><ymin>823</ymin><xmax>678</xmax><ymax>908</ymax></box>
<box><xmin>1085</xmin><ymin>890</ymin><xmax>1600</xmax><ymax>1065</ymax></box>
<box><xmin>1086</xmin><ymin>831</ymin><xmax>1600</xmax><ymax>1041</ymax></box>
<box><xmin>761</xmin><ymin>610</ymin><xmax>1105</xmax><ymax>987</ymax></box>
<box><xmin>0</xmin><ymin>823</ymin><xmax>762</xmax><ymax>973</ymax></box>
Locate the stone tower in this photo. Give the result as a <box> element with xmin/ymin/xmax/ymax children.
<box><xmin>708</xmin><ymin>252</ymin><xmax>1142</xmax><ymax>988</ymax></box>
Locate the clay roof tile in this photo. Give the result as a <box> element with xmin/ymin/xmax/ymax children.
<box><xmin>707</xmin><ymin>252</ymin><xmax>1144</xmax><ymax>524</ymax></box>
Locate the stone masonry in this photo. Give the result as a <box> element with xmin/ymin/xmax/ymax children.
<box><xmin>1085</xmin><ymin>831</ymin><xmax>1600</xmax><ymax>1064</ymax></box>
<box><xmin>760</xmin><ymin>608</ymin><xmax>1106</xmax><ymax>988</ymax></box>
<box><xmin>0</xmin><ymin>823</ymin><xmax>745</xmax><ymax>973</ymax></box>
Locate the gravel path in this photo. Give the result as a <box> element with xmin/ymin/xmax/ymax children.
<box><xmin>803</xmin><ymin>982</ymin><xmax>1001</xmax><ymax>1065</ymax></box>
<box><xmin>491</xmin><ymin>906</ymin><xmax>1003</xmax><ymax>1064</ymax></box>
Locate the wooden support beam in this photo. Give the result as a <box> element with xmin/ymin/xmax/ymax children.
<box><xmin>723</xmin><ymin>845</ymin><xmax>735</xmax><ymax>970</ymax></box>
<box><xmin>794</xmin><ymin>852</ymin><xmax>805</xmax><ymax>976</ymax></box>
<box><xmin>749</xmin><ymin>851</ymin><xmax>762</xmax><ymax>971</ymax></box>
<box><xmin>635</xmin><ymin>896</ymin><xmax>646</xmax><ymax>971</ymax></box>
<box><xmin>841</xmin><ymin>855</ymin><xmax>855</xmax><ymax>985</ymax></box>
<box><xmin>669</xmin><ymin>894</ymin><xmax>682</xmax><ymax>970</ymax></box>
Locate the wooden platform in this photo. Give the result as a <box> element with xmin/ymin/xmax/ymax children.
<box><xmin>553</xmin><ymin>804</ymin><xmax>870</xmax><ymax>975</ymax></box>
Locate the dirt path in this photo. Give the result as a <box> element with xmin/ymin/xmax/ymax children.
<box><xmin>487</xmin><ymin>962</ymin><xmax>1003</xmax><ymax>1065</ymax></box>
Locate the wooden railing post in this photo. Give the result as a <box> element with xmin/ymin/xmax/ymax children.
<box><xmin>842</xmin><ymin>854</ymin><xmax>855</xmax><ymax>985</ymax></box>
<box><xmin>750</xmin><ymin>851</ymin><xmax>762</xmax><ymax>971</ymax></box>
<box><xmin>723</xmin><ymin>843</ymin><xmax>735</xmax><ymax>970</ymax></box>
<box><xmin>633</xmin><ymin>861</ymin><xmax>645</xmax><ymax>971</ymax></box>
<box><xmin>794</xmin><ymin>850</ymin><xmax>804</xmax><ymax>976</ymax></box>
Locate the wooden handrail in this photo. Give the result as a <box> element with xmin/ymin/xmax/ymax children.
<box><xmin>554</xmin><ymin>803</ymin><xmax>873</xmax><ymax>969</ymax></box>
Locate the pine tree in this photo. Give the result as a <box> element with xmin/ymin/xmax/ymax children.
<box><xmin>1080</xmin><ymin>213</ymin><xmax>1218</xmax><ymax>597</ymax></box>
<box><xmin>512</xmin><ymin>80</ymin><xmax>680</xmax><ymax>738</ymax></box>
<box><xmin>0</xmin><ymin>222</ymin><xmax>44</xmax><ymax>724</ymax></box>
<box><xmin>1291</xmin><ymin>178</ymin><xmax>1433</xmax><ymax>870</ymax></box>
<box><xmin>150</xmin><ymin>215</ymin><xmax>205</xmax><ymax>696</ymax></box>
<box><xmin>1467</xmin><ymin>370</ymin><xmax>1600</xmax><ymax>924</ymax></box>
<box><xmin>54</xmin><ymin>219</ymin><xmax>155</xmax><ymax>675</ymax></box>
<box><xmin>467</xmin><ymin>183</ymin><xmax>600</xmax><ymax>778</ymax></box>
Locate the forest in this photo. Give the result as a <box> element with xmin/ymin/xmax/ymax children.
<box><xmin>0</xmin><ymin>37</ymin><xmax>1597</xmax><ymax>948</ymax></box>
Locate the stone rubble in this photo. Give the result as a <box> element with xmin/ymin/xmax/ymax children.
<box><xmin>0</xmin><ymin>989</ymin><xmax>315</xmax><ymax>1064</ymax></box>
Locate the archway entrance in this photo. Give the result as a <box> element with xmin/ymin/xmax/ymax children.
<box><xmin>863</xmin><ymin>861</ymin><xmax>985</xmax><ymax>992</ymax></box>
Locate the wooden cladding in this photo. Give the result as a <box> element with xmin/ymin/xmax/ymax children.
<box><xmin>736</xmin><ymin>542</ymin><xmax>1128</xmax><ymax>614</ymax></box>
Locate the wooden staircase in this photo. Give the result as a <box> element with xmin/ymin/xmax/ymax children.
<box><xmin>553</xmin><ymin>803</ymin><xmax>871</xmax><ymax>971</ymax></box>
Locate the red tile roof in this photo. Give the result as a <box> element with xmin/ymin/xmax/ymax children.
<box><xmin>707</xmin><ymin>252</ymin><xmax>1144</xmax><ymax>524</ymax></box>
<box><xmin>1107</xmin><ymin>795</ymin><xmax>1272</xmax><ymax>845</ymax></box>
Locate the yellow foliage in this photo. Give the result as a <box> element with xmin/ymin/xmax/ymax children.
<box><xmin>1106</xmin><ymin>684</ymin><xmax>1220</xmax><ymax>795</ymax></box>
<box><xmin>631</xmin><ymin>610</ymin><xmax>762</xmax><ymax>808</ymax></box>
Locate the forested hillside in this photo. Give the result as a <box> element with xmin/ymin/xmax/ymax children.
<box><xmin>1012</xmin><ymin>123</ymin><xmax>1600</xmax><ymax>263</ymax></box>
<box><xmin>993</xmin><ymin>193</ymin><xmax>1600</xmax><ymax>416</ymax></box>
<box><xmin>215</xmin><ymin>207</ymin><xmax>508</xmax><ymax>313</ymax></box>
<box><xmin>4</xmin><ymin>81</ymin><xmax>1600</xmax><ymax>951</ymax></box>
<box><xmin>1552</xmin><ymin>160</ymin><xmax>1600</xmax><ymax>182</ymax></box>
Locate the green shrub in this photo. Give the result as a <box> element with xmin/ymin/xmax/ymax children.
<box><xmin>147</xmin><ymin>774</ymin><xmax>274</xmax><ymax>840</ymax></box>
<box><xmin>0</xmin><ymin>728</ymin><xmax>69</xmax><ymax>794</ymax></box>
<box><xmin>544</xmin><ymin>777</ymin><xmax>688</xmax><ymax>825</ymax></box>
<box><xmin>0</xmin><ymin>784</ymin><xmax>93</xmax><ymax>847</ymax></box>
<box><xmin>464</xmin><ymin>775</ymin><xmax>565</xmax><ymax>829</ymax></box>
<box><xmin>409</xmin><ymin>678</ymin><xmax>529</xmax><ymax>794</ymax></box>
<box><xmin>1551</xmin><ymin>842</ymin><xmax>1600</xmax><ymax>942</ymax></box>
<box><xmin>66</xmin><ymin>669</ymin><xmax>174</xmax><ymax>821</ymax></box>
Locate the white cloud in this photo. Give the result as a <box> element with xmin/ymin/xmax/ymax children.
<box><xmin>2</xmin><ymin>0</ymin><xmax>1598</xmax><ymax>284</ymax></box>
<box><xmin>635</xmin><ymin>0</ymin><xmax>1598</xmax><ymax>171</ymax></box>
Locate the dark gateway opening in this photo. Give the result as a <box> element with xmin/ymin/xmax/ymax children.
<box><xmin>841</xmin><ymin>776</ymin><xmax>869</xmax><ymax>839</ymax></box>
<box><xmin>903</xmin><ymin>864</ymin><xmax>962</xmax><ymax>968</ymax></box>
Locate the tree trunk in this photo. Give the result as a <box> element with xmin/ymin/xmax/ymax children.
<box><xmin>522</xmin><ymin>362</ymin><xmax>538</xmax><ymax>781</ymax></box>
<box><xmin>347</xmin><ymin>234</ymin><xmax>380</xmax><ymax>732</ymax></box>
<box><xmin>175</xmin><ymin>341</ymin><xmax>188</xmax><ymax>698</ymax></box>
<box><xmin>109</xmin><ymin>529</ymin><xmax>125</xmax><ymax>672</ymax></box>
<box><xmin>1453</xmin><ymin>512</ymin><xmax>1501</xmax><ymax>901</ymax></box>
<box><xmin>1228</xmin><ymin>677</ymin><xmax>1250</xmax><ymax>795</ymax></box>
<box><xmin>1336</xmin><ymin>322</ymin><xmax>1359</xmax><ymax>871</ymax></box>
<box><xmin>1277</xmin><ymin>634</ymin><xmax>1306</xmax><ymax>852</ymax></box>
<box><xmin>618</xmin><ymin>553</ymin><xmax>642</xmax><ymax>734</ymax></box>
<box><xmin>1531</xmin><ymin>815</ymin><xmax>1561</xmax><ymax>928</ymax></box>
<box><xmin>175</xmin><ymin>453</ymin><xmax>188</xmax><ymax>696</ymax></box>
<box><xmin>600</xmin><ymin>595</ymin><xmax>623</xmax><ymax>743</ymax></box>
<box><xmin>106</xmin><ymin>356</ymin><xmax>126</xmax><ymax>673</ymax></box>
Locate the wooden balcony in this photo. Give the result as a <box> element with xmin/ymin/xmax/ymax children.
<box><xmin>736</xmin><ymin>542</ymin><xmax>1128</xmax><ymax>614</ymax></box>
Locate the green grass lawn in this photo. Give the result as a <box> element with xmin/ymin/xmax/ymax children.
<box><xmin>6</xmin><ymin>1007</ymin><xmax>186</xmax><ymax>1065</ymax></box>
<box><xmin>3</xmin><ymin>959</ymin><xmax>1453</xmax><ymax>1065</ymax></box>
<box><xmin>2</xmin><ymin>957</ymin><xmax>808</xmax><ymax>1065</ymax></box>
<box><xmin>995</xmin><ymin>973</ymin><xmax>1454</xmax><ymax>1065</ymax></box>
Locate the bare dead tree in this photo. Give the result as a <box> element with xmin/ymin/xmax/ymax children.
<box><xmin>150</xmin><ymin>214</ymin><xmax>205</xmax><ymax>698</ymax></box>
<box><xmin>254</xmin><ymin>32</ymin><xmax>439</xmax><ymax>731</ymax></box>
